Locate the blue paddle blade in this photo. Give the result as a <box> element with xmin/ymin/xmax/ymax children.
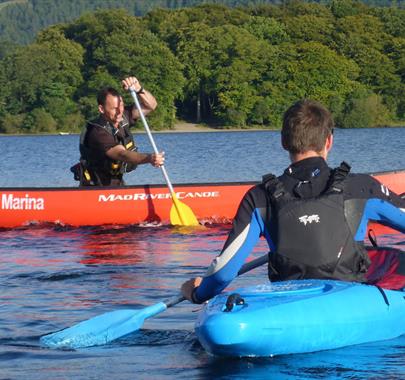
<box><xmin>40</xmin><ymin>302</ymin><xmax>167</xmax><ymax>349</ymax></box>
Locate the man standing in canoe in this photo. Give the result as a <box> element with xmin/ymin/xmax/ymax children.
<box><xmin>182</xmin><ymin>99</ymin><xmax>405</xmax><ymax>303</ymax></box>
<box><xmin>77</xmin><ymin>76</ymin><xmax>165</xmax><ymax>186</ymax></box>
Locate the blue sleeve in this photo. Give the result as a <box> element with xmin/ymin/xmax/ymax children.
<box><xmin>354</xmin><ymin>198</ymin><xmax>405</xmax><ymax>240</ymax></box>
<box><xmin>194</xmin><ymin>187</ymin><xmax>268</xmax><ymax>302</ymax></box>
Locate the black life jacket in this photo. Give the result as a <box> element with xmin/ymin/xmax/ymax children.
<box><xmin>263</xmin><ymin>162</ymin><xmax>370</xmax><ymax>283</ymax></box>
<box><xmin>78</xmin><ymin>114</ymin><xmax>137</xmax><ymax>185</ymax></box>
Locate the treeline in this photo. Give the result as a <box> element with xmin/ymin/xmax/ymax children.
<box><xmin>0</xmin><ymin>1</ymin><xmax>404</xmax><ymax>133</ymax></box>
<box><xmin>0</xmin><ymin>0</ymin><xmax>403</xmax><ymax>45</ymax></box>
<box><xmin>2</xmin><ymin>0</ymin><xmax>283</xmax><ymax>45</ymax></box>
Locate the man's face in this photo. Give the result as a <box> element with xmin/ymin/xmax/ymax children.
<box><xmin>99</xmin><ymin>94</ymin><xmax>124</xmax><ymax>126</ymax></box>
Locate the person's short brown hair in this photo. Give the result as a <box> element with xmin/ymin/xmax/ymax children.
<box><xmin>281</xmin><ymin>99</ymin><xmax>334</xmax><ymax>154</ymax></box>
<box><xmin>97</xmin><ymin>87</ymin><xmax>121</xmax><ymax>107</ymax></box>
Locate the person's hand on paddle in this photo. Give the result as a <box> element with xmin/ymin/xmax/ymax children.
<box><xmin>122</xmin><ymin>76</ymin><xmax>143</xmax><ymax>92</ymax></box>
<box><xmin>181</xmin><ymin>277</ymin><xmax>203</xmax><ymax>303</ymax></box>
<box><xmin>150</xmin><ymin>152</ymin><xmax>165</xmax><ymax>167</ymax></box>
<box><xmin>122</xmin><ymin>76</ymin><xmax>157</xmax><ymax>118</ymax></box>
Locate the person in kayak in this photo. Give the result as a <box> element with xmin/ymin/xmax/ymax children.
<box><xmin>76</xmin><ymin>76</ymin><xmax>165</xmax><ymax>186</ymax></box>
<box><xmin>181</xmin><ymin>99</ymin><xmax>405</xmax><ymax>303</ymax></box>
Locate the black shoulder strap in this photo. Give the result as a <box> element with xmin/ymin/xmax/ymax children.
<box><xmin>79</xmin><ymin>119</ymin><xmax>113</xmax><ymax>157</ymax></box>
<box><xmin>262</xmin><ymin>173</ymin><xmax>277</xmax><ymax>185</ymax></box>
<box><xmin>120</xmin><ymin>113</ymin><xmax>130</xmax><ymax>129</ymax></box>
<box><xmin>79</xmin><ymin>126</ymin><xmax>87</xmax><ymax>146</ymax></box>
<box><xmin>87</xmin><ymin>117</ymin><xmax>116</xmax><ymax>137</ymax></box>
<box><xmin>326</xmin><ymin>161</ymin><xmax>351</xmax><ymax>193</ymax></box>
<box><xmin>80</xmin><ymin>119</ymin><xmax>118</xmax><ymax>165</ymax></box>
<box><xmin>262</xmin><ymin>173</ymin><xmax>293</xmax><ymax>212</ymax></box>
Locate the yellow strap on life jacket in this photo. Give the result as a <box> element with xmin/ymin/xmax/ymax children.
<box><xmin>84</xmin><ymin>169</ymin><xmax>91</xmax><ymax>181</ymax></box>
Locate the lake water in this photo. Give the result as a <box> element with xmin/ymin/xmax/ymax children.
<box><xmin>0</xmin><ymin>128</ymin><xmax>404</xmax><ymax>379</ymax></box>
<box><xmin>1</xmin><ymin>127</ymin><xmax>404</xmax><ymax>187</ymax></box>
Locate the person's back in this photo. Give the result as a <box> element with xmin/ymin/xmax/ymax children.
<box><xmin>181</xmin><ymin>99</ymin><xmax>405</xmax><ymax>304</ymax></box>
<box><xmin>263</xmin><ymin>160</ymin><xmax>371</xmax><ymax>282</ymax></box>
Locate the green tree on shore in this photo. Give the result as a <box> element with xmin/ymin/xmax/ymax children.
<box><xmin>0</xmin><ymin>29</ymin><xmax>84</xmax><ymax>133</ymax></box>
<box><xmin>0</xmin><ymin>2</ymin><xmax>404</xmax><ymax>133</ymax></box>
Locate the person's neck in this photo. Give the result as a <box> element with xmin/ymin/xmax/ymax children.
<box><xmin>289</xmin><ymin>151</ymin><xmax>326</xmax><ymax>164</ymax></box>
<box><xmin>100</xmin><ymin>114</ymin><xmax>119</xmax><ymax>128</ymax></box>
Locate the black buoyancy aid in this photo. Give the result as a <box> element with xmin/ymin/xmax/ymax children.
<box><xmin>79</xmin><ymin>114</ymin><xmax>137</xmax><ymax>184</ymax></box>
<box><xmin>263</xmin><ymin>162</ymin><xmax>370</xmax><ymax>283</ymax></box>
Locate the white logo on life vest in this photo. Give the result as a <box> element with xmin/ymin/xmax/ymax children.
<box><xmin>298</xmin><ymin>214</ymin><xmax>320</xmax><ymax>226</ymax></box>
<box><xmin>98</xmin><ymin>191</ymin><xmax>220</xmax><ymax>202</ymax></box>
<box><xmin>1</xmin><ymin>193</ymin><xmax>44</xmax><ymax>210</ymax></box>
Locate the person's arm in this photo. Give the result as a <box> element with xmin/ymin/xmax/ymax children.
<box><xmin>359</xmin><ymin>197</ymin><xmax>405</xmax><ymax>235</ymax></box>
<box><xmin>106</xmin><ymin>144</ymin><xmax>164</xmax><ymax>167</ymax></box>
<box><xmin>347</xmin><ymin>174</ymin><xmax>405</xmax><ymax>241</ymax></box>
<box><xmin>122</xmin><ymin>76</ymin><xmax>157</xmax><ymax>119</ymax></box>
<box><xmin>182</xmin><ymin>186</ymin><xmax>269</xmax><ymax>303</ymax></box>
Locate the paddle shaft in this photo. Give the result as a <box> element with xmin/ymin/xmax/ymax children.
<box><xmin>40</xmin><ymin>253</ymin><xmax>269</xmax><ymax>348</ymax></box>
<box><xmin>130</xmin><ymin>89</ymin><xmax>175</xmax><ymax>195</ymax></box>
<box><xmin>164</xmin><ymin>253</ymin><xmax>269</xmax><ymax>308</ymax></box>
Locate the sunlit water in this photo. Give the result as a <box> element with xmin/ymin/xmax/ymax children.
<box><xmin>0</xmin><ymin>129</ymin><xmax>404</xmax><ymax>379</ymax></box>
<box><xmin>1</xmin><ymin>128</ymin><xmax>404</xmax><ymax>187</ymax></box>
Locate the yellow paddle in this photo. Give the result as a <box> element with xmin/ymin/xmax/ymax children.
<box><xmin>129</xmin><ymin>89</ymin><xmax>199</xmax><ymax>226</ymax></box>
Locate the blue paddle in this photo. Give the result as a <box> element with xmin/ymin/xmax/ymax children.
<box><xmin>40</xmin><ymin>254</ymin><xmax>268</xmax><ymax>349</ymax></box>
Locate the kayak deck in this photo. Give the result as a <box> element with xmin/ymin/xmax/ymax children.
<box><xmin>195</xmin><ymin>279</ymin><xmax>405</xmax><ymax>357</ymax></box>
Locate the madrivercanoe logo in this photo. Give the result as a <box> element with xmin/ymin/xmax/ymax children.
<box><xmin>98</xmin><ymin>191</ymin><xmax>220</xmax><ymax>202</ymax></box>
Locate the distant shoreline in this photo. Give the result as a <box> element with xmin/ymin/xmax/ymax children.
<box><xmin>0</xmin><ymin>122</ymin><xmax>404</xmax><ymax>136</ymax></box>
<box><xmin>140</xmin><ymin>121</ymin><xmax>405</xmax><ymax>133</ymax></box>
<box><xmin>0</xmin><ymin>122</ymin><xmax>278</xmax><ymax>136</ymax></box>
<box><xmin>163</xmin><ymin>122</ymin><xmax>276</xmax><ymax>133</ymax></box>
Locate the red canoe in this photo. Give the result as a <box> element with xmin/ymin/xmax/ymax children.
<box><xmin>0</xmin><ymin>170</ymin><xmax>404</xmax><ymax>231</ymax></box>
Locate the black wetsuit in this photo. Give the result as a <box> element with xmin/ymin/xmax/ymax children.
<box><xmin>193</xmin><ymin>157</ymin><xmax>405</xmax><ymax>303</ymax></box>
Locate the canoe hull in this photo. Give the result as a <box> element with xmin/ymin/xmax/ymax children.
<box><xmin>0</xmin><ymin>182</ymin><xmax>254</xmax><ymax>228</ymax></box>
<box><xmin>195</xmin><ymin>280</ymin><xmax>405</xmax><ymax>357</ymax></box>
<box><xmin>0</xmin><ymin>170</ymin><xmax>403</xmax><ymax>228</ymax></box>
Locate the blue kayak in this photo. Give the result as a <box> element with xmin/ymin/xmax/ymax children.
<box><xmin>195</xmin><ymin>280</ymin><xmax>405</xmax><ymax>357</ymax></box>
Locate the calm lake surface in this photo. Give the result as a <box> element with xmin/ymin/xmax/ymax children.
<box><xmin>0</xmin><ymin>128</ymin><xmax>404</xmax><ymax>379</ymax></box>
<box><xmin>1</xmin><ymin>127</ymin><xmax>404</xmax><ymax>187</ymax></box>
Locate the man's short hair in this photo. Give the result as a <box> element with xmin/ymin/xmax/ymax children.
<box><xmin>281</xmin><ymin>99</ymin><xmax>334</xmax><ymax>154</ymax></box>
<box><xmin>97</xmin><ymin>87</ymin><xmax>121</xmax><ymax>107</ymax></box>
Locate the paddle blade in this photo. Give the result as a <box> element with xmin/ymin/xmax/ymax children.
<box><xmin>40</xmin><ymin>303</ymin><xmax>167</xmax><ymax>349</ymax></box>
<box><xmin>170</xmin><ymin>195</ymin><xmax>199</xmax><ymax>226</ymax></box>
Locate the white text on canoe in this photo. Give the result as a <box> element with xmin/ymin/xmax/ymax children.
<box><xmin>99</xmin><ymin>191</ymin><xmax>220</xmax><ymax>202</ymax></box>
<box><xmin>2</xmin><ymin>194</ymin><xmax>44</xmax><ymax>210</ymax></box>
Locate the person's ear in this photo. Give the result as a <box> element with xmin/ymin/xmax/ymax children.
<box><xmin>281</xmin><ymin>135</ymin><xmax>288</xmax><ymax>151</ymax></box>
<box><xmin>325</xmin><ymin>133</ymin><xmax>333</xmax><ymax>153</ymax></box>
<box><xmin>98</xmin><ymin>104</ymin><xmax>105</xmax><ymax>114</ymax></box>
